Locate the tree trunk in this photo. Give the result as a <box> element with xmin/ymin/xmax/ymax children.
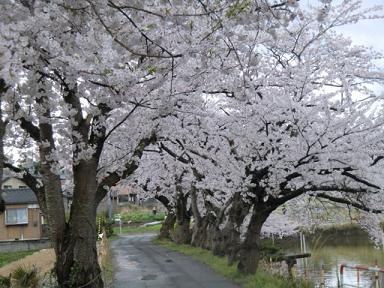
<box><xmin>0</xmin><ymin>79</ymin><xmax>7</xmax><ymax>191</ymax></box>
<box><xmin>211</xmin><ymin>193</ymin><xmax>251</xmax><ymax>261</ymax></box>
<box><xmin>237</xmin><ymin>209</ymin><xmax>269</xmax><ymax>275</ymax></box>
<box><xmin>159</xmin><ymin>212</ymin><xmax>175</xmax><ymax>239</ymax></box>
<box><xmin>190</xmin><ymin>186</ymin><xmax>209</xmax><ymax>248</ymax></box>
<box><xmin>191</xmin><ymin>214</ymin><xmax>215</xmax><ymax>249</ymax></box>
<box><xmin>155</xmin><ymin>195</ymin><xmax>175</xmax><ymax>239</ymax></box>
<box><xmin>55</xmin><ymin>159</ymin><xmax>103</xmax><ymax>288</ymax></box>
<box><xmin>0</xmin><ymin>79</ymin><xmax>7</xmax><ymax>213</ymax></box>
<box><xmin>56</xmin><ymin>214</ymin><xmax>102</xmax><ymax>288</ymax></box>
<box><xmin>173</xmin><ymin>219</ymin><xmax>191</xmax><ymax>244</ymax></box>
<box><xmin>172</xmin><ymin>190</ymin><xmax>191</xmax><ymax>244</ymax></box>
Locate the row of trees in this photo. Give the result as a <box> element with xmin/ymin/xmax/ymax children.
<box><xmin>1</xmin><ymin>0</ymin><xmax>384</xmax><ymax>287</ymax></box>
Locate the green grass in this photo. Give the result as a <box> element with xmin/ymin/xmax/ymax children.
<box><xmin>120</xmin><ymin>210</ymin><xmax>165</xmax><ymax>223</ymax></box>
<box><xmin>113</xmin><ymin>224</ymin><xmax>162</xmax><ymax>235</ymax></box>
<box><xmin>0</xmin><ymin>250</ymin><xmax>37</xmax><ymax>268</ymax></box>
<box><xmin>154</xmin><ymin>238</ymin><xmax>313</xmax><ymax>288</ymax></box>
<box><xmin>101</xmin><ymin>245</ymin><xmax>114</xmax><ymax>287</ymax></box>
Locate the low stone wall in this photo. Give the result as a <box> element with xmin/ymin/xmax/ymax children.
<box><xmin>0</xmin><ymin>238</ymin><xmax>51</xmax><ymax>252</ymax></box>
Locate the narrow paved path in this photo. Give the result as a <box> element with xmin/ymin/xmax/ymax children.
<box><xmin>111</xmin><ymin>234</ymin><xmax>240</xmax><ymax>288</ymax></box>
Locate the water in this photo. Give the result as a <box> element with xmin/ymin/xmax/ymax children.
<box><xmin>275</xmin><ymin>227</ymin><xmax>384</xmax><ymax>288</ymax></box>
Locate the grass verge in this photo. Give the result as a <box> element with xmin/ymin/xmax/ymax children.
<box><xmin>112</xmin><ymin>224</ymin><xmax>162</xmax><ymax>236</ymax></box>
<box><xmin>101</xmin><ymin>244</ymin><xmax>114</xmax><ymax>288</ymax></box>
<box><xmin>120</xmin><ymin>210</ymin><xmax>165</xmax><ymax>223</ymax></box>
<box><xmin>0</xmin><ymin>250</ymin><xmax>37</xmax><ymax>268</ymax></box>
<box><xmin>153</xmin><ymin>238</ymin><xmax>313</xmax><ymax>288</ymax></box>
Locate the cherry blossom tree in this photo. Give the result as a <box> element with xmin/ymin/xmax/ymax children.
<box><xmin>130</xmin><ymin>0</ymin><xmax>384</xmax><ymax>275</ymax></box>
<box><xmin>2</xmin><ymin>0</ymin><xmax>384</xmax><ymax>285</ymax></box>
<box><xmin>1</xmin><ymin>0</ymin><xmax>300</xmax><ymax>285</ymax></box>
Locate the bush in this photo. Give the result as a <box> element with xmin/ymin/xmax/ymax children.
<box><xmin>96</xmin><ymin>216</ymin><xmax>114</xmax><ymax>238</ymax></box>
<box><xmin>11</xmin><ymin>266</ymin><xmax>40</xmax><ymax>288</ymax></box>
<box><xmin>260</xmin><ymin>240</ymin><xmax>284</xmax><ymax>260</ymax></box>
<box><xmin>0</xmin><ymin>275</ymin><xmax>10</xmax><ymax>288</ymax></box>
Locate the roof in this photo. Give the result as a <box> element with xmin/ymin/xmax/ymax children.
<box><xmin>0</xmin><ymin>188</ymin><xmax>38</xmax><ymax>205</ymax></box>
<box><xmin>112</xmin><ymin>186</ymin><xmax>136</xmax><ymax>196</ymax></box>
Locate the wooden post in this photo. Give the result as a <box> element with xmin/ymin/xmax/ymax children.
<box><xmin>320</xmin><ymin>264</ymin><xmax>325</xmax><ymax>287</ymax></box>
<box><xmin>340</xmin><ymin>264</ymin><xmax>344</xmax><ymax>287</ymax></box>
<box><xmin>374</xmin><ymin>260</ymin><xmax>379</xmax><ymax>288</ymax></box>
<box><xmin>303</xmin><ymin>234</ymin><xmax>308</xmax><ymax>278</ymax></box>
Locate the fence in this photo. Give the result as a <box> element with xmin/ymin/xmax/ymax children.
<box><xmin>339</xmin><ymin>262</ymin><xmax>384</xmax><ymax>288</ymax></box>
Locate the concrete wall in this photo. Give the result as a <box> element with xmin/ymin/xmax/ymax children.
<box><xmin>0</xmin><ymin>204</ymin><xmax>43</xmax><ymax>241</ymax></box>
<box><xmin>0</xmin><ymin>239</ymin><xmax>51</xmax><ymax>252</ymax></box>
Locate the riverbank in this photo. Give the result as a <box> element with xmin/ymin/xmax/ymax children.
<box><xmin>154</xmin><ymin>238</ymin><xmax>313</xmax><ymax>288</ymax></box>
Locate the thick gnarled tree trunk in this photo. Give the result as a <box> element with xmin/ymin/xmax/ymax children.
<box><xmin>0</xmin><ymin>79</ymin><xmax>7</xmax><ymax>214</ymax></box>
<box><xmin>190</xmin><ymin>188</ymin><xmax>216</xmax><ymax>249</ymax></box>
<box><xmin>172</xmin><ymin>190</ymin><xmax>191</xmax><ymax>244</ymax></box>
<box><xmin>237</xmin><ymin>208</ymin><xmax>269</xmax><ymax>275</ymax></box>
<box><xmin>156</xmin><ymin>195</ymin><xmax>176</xmax><ymax>239</ymax></box>
<box><xmin>159</xmin><ymin>212</ymin><xmax>176</xmax><ymax>239</ymax></box>
<box><xmin>211</xmin><ymin>193</ymin><xmax>251</xmax><ymax>263</ymax></box>
<box><xmin>56</xmin><ymin>159</ymin><xmax>103</xmax><ymax>287</ymax></box>
<box><xmin>191</xmin><ymin>214</ymin><xmax>215</xmax><ymax>249</ymax></box>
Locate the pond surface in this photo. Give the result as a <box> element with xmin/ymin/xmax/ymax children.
<box><xmin>276</xmin><ymin>227</ymin><xmax>384</xmax><ymax>288</ymax></box>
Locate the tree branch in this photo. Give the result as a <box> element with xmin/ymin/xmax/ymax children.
<box><xmin>95</xmin><ymin>132</ymin><xmax>157</xmax><ymax>203</ymax></box>
<box><xmin>4</xmin><ymin>162</ymin><xmax>47</xmax><ymax>215</ymax></box>
<box><xmin>316</xmin><ymin>193</ymin><xmax>382</xmax><ymax>214</ymax></box>
<box><xmin>14</xmin><ymin>103</ymin><xmax>41</xmax><ymax>142</ymax></box>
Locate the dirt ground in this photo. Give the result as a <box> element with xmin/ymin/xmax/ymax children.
<box><xmin>0</xmin><ymin>249</ymin><xmax>55</xmax><ymax>277</ymax></box>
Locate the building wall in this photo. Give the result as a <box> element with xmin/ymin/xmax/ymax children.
<box><xmin>1</xmin><ymin>178</ymin><xmax>28</xmax><ymax>189</ymax></box>
<box><xmin>0</xmin><ymin>204</ymin><xmax>42</xmax><ymax>241</ymax></box>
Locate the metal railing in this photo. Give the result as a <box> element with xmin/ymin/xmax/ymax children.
<box><xmin>339</xmin><ymin>261</ymin><xmax>383</xmax><ymax>288</ymax></box>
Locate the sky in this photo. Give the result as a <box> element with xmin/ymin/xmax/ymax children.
<box><xmin>303</xmin><ymin>1</ymin><xmax>384</xmax><ymax>50</ymax></box>
<box><xmin>305</xmin><ymin>0</ymin><xmax>384</xmax><ymax>93</ymax></box>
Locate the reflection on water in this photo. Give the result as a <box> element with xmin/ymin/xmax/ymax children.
<box><xmin>276</xmin><ymin>227</ymin><xmax>384</xmax><ymax>288</ymax></box>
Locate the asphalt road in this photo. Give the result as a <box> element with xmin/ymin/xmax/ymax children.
<box><xmin>111</xmin><ymin>233</ymin><xmax>240</xmax><ymax>288</ymax></box>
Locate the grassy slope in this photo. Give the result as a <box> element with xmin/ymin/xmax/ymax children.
<box><xmin>119</xmin><ymin>210</ymin><xmax>165</xmax><ymax>223</ymax></box>
<box><xmin>0</xmin><ymin>250</ymin><xmax>36</xmax><ymax>268</ymax></box>
<box><xmin>154</xmin><ymin>238</ymin><xmax>313</xmax><ymax>288</ymax></box>
<box><xmin>112</xmin><ymin>224</ymin><xmax>162</xmax><ymax>235</ymax></box>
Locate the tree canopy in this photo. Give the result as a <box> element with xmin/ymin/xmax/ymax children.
<box><xmin>1</xmin><ymin>0</ymin><xmax>384</xmax><ymax>286</ymax></box>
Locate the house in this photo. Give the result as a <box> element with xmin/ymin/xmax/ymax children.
<box><xmin>2</xmin><ymin>177</ymin><xmax>29</xmax><ymax>190</ymax></box>
<box><xmin>112</xmin><ymin>185</ymin><xmax>138</xmax><ymax>204</ymax></box>
<box><xmin>0</xmin><ymin>181</ymin><xmax>45</xmax><ymax>241</ymax></box>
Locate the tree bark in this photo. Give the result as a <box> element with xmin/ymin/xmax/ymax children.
<box><xmin>211</xmin><ymin>193</ymin><xmax>251</xmax><ymax>262</ymax></box>
<box><xmin>172</xmin><ymin>190</ymin><xmax>191</xmax><ymax>244</ymax></box>
<box><xmin>0</xmin><ymin>79</ymin><xmax>7</xmax><ymax>213</ymax></box>
<box><xmin>159</xmin><ymin>212</ymin><xmax>176</xmax><ymax>239</ymax></box>
<box><xmin>191</xmin><ymin>214</ymin><xmax>215</xmax><ymax>249</ymax></box>
<box><xmin>55</xmin><ymin>159</ymin><xmax>103</xmax><ymax>287</ymax></box>
<box><xmin>237</xmin><ymin>208</ymin><xmax>269</xmax><ymax>275</ymax></box>
<box><xmin>154</xmin><ymin>195</ymin><xmax>175</xmax><ymax>239</ymax></box>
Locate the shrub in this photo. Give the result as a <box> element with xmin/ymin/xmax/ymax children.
<box><xmin>11</xmin><ymin>266</ymin><xmax>40</xmax><ymax>288</ymax></box>
<box><xmin>96</xmin><ymin>216</ymin><xmax>115</xmax><ymax>238</ymax></box>
<box><xmin>0</xmin><ymin>275</ymin><xmax>11</xmax><ymax>288</ymax></box>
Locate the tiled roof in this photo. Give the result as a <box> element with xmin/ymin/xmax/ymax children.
<box><xmin>0</xmin><ymin>188</ymin><xmax>38</xmax><ymax>204</ymax></box>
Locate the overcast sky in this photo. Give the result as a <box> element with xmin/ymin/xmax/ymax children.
<box><xmin>304</xmin><ymin>0</ymin><xmax>384</xmax><ymax>94</ymax></box>
<box><xmin>305</xmin><ymin>0</ymin><xmax>384</xmax><ymax>54</ymax></box>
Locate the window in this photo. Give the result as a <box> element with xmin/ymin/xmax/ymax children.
<box><xmin>3</xmin><ymin>185</ymin><xmax>12</xmax><ymax>189</ymax></box>
<box><xmin>19</xmin><ymin>185</ymin><xmax>27</xmax><ymax>189</ymax></box>
<box><xmin>5</xmin><ymin>208</ymin><xmax>28</xmax><ymax>225</ymax></box>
